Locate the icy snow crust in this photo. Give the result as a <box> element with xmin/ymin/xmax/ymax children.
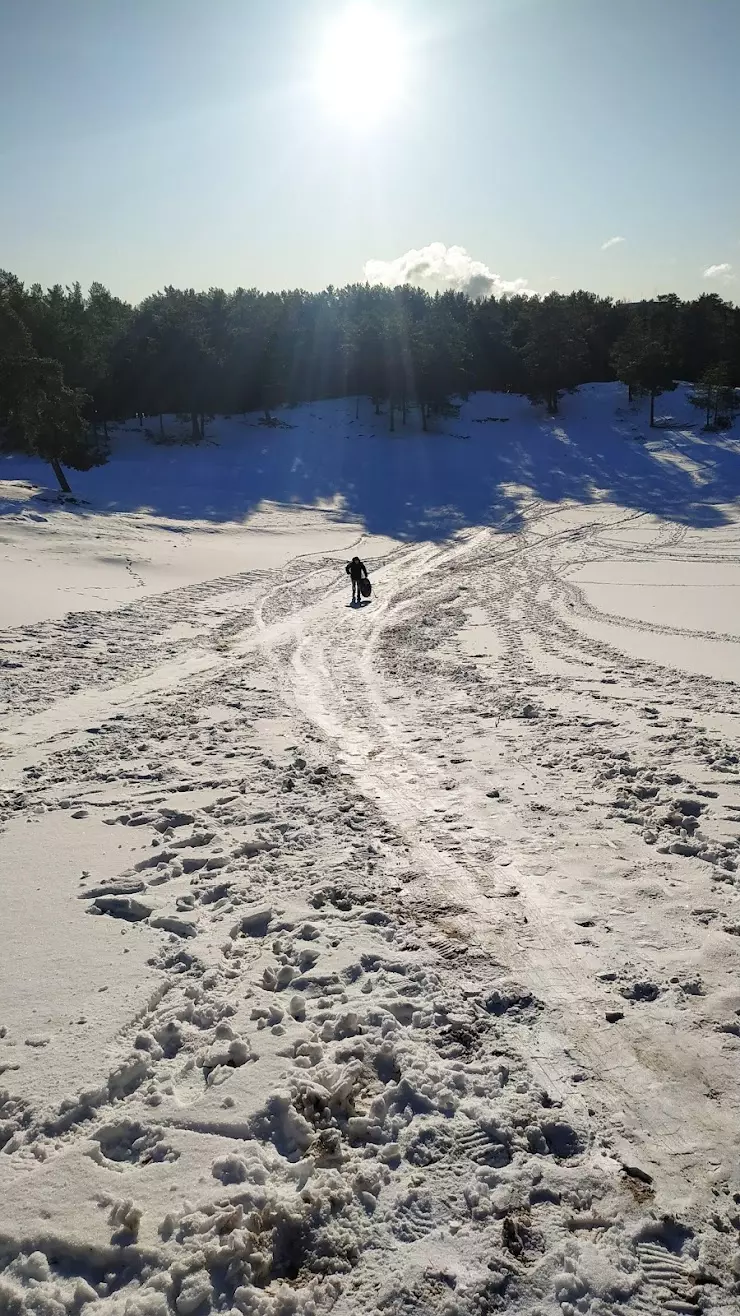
<box><xmin>1</xmin><ymin>386</ymin><xmax>740</xmax><ymax>1315</ymax></box>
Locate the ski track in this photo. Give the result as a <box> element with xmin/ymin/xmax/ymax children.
<box><xmin>1</xmin><ymin>503</ymin><xmax>740</xmax><ymax>1316</ymax></box>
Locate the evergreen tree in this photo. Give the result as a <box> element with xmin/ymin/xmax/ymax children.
<box><xmin>354</xmin><ymin>307</ymin><xmax>388</xmax><ymax>415</ymax></box>
<box><xmin>610</xmin><ymin>319</ymin><xmax>675</xmax><ymax>425</ymax></box>
<box><xmin>0</xmin><ymin>273</ymin><xmax>105</xmax><ymax>489</ymax></box>
<box><xmin>519</xmin><ymin>295</ymin><xmax>588</xmax><ymax>414</ymax></box>
<box><xmin>689</xmin><ymin>362</ymin><xmax>735</xmax><ymax>429</ymax></box>
<box><xmin>610</xmin><ymin>319</ymin><xmax>646</xmax><ymax>404</ymax></box>
<box><xmin>410</xmin><ymin>302</ymin><xmax>468</xmax><ymax>429</ymax></box>
<box><xmin>0</xmin><ymin>351</ymin><xmax>102</xmax><ymax>491</ymax></box>
<box><xmin>678</xmin><ymin>294</ymin><xmax>739</xmax><ymax>383</ymax></box>
<box><xmin>84</xmin><ymin>282</ymin><xmax>132</xmax><ymax>431</ymax></box>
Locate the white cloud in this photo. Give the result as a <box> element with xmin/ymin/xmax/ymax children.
<box><xmin>363</xmin><ymin>242</ymin><xmax>536</xmax><ymax>299</ymax></box>
<box><xmin>703</xmin><ymin>262</ymin><xmax>733</xmax><ymax>279</ymax></box>
<box><xmin>601</xmin><ymin>235</ymin><xmax>625</xmax><ymax>250</ymax></box>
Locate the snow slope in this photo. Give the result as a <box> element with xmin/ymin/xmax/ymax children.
<box><xmin>1</xmin><ymin>388</ymin><xmax>740</xmax><ymax>1315</ymax></box>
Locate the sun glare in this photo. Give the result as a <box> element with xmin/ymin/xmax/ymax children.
<box><xmin>316</xmin><ymin>3</ymin><xmax>404</xmax><ymax>127</ymax></box>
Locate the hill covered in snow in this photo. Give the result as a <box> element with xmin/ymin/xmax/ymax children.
<box><xmin>2</xmin><ymin>383</ymin><xmax>739</xmax><ymax>541</ymax></box>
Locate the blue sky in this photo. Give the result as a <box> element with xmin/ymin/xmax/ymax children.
<box><xmin>1</xmin><ymin>0</ymin><xmax>738</xmax><ymax>303</ymax></box>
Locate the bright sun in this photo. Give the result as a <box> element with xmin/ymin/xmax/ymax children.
<box><xmin>316</xmin><ymin>3</ymin><xmax>404</xmax><ymax>127</ymax></box>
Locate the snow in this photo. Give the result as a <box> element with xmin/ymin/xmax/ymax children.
<box><xmin>1</xmin><ymin>386</ymin><xmax>740</xmax><ymax>1315</ymax></box>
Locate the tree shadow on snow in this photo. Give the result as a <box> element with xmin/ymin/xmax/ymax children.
<box><xmin>0</xmin><ymin>386</ymin><xmax>738</xmax><ymax>540</ymax></box>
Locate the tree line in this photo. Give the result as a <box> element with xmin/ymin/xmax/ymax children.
<box><xmin>1</xmin><ymin>268</ymin><xmax>739</xmax><ymax>489</ymax></box>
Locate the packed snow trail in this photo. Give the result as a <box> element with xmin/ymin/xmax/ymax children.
<box><xmin>1</xmin><ymin>499</ymin><xmax>740</xmax><ymax>1314</ymax></box>
<box><xmin>266</xmin><ymin>518</ymin><xmax>740</xmax><ymax>1189</ymax></box>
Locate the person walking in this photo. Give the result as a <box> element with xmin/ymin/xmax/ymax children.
<box><xmin>345</xmin><ymin>555</ymin><xmax>369</xmax><ymax>605</ymax></box>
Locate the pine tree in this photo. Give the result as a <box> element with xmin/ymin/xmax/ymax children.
<box><xmin>519</xmin><ymin>295</ymin><xmax>588</xmax><ymax>414</ymax></box>
<box><xmin>689</xmin><ymin>362</ymin><xmax>734</xmax><ymax>429</ymax></box>
<box><xmin>410</xmin><ymin>303</ymin><xmax>468</xmax><ymax>429</ymax></box>
<box><xmin>610</xmin><ymin>319</ymin><xmax>675</xmax><ymax>426</ymax></box>
<box><xmin>610</xmin><ymin>319</ymin><xmax>646</xmax><ymax>404</ymax></box>
<box><xmin>0</xmin><ymin>351</ymin><xmax>103</xmax><ymax>491</ymax></box>
<box><xmin>354</xmin><ymin>309</ymin><xmax>387</xmax><ymax>415</ymax></box>
<box><xmin>0</xmin><ymin>276</ymin><xmax>105</xmax><ymax>490</ymax></box>
<box><xmin>84</xmin><ymin>282</ymin><xmax>132</xmax><ymax>429</ymax></box>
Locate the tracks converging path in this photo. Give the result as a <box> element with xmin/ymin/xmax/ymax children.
<box><xmin>255</xmin><ymin>512</ymin><xmax>740</xmax><ymax>1190</ymax></box>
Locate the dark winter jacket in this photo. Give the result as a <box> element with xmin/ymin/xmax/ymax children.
<box><xmin>346</xmin><ymin>557</ymin><xmax>368</xmax><ymax>582</ymax></box>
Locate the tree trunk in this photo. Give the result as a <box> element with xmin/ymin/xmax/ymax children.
<box><xmin>402</xmin><ymin>394</ymin><xmax>407</xmax><ymax>425</ymax></box>
<box><xmin>191</xmin><ymin>411</ymin><xmax>200</xmax><ymax>441</ymax></box>
<box><xmin>264</xmin><ymin>406</ymin><xmax>272</xmax><ymax>423</ymax></box>
<box><xmin>355</xmin><ymin>395</ymin><xmax>360</xmax><ymax>420</ymax></box>
<box><xmin>199</xmin><ymin>413</ymin><xmax>205</xmax><ymax>440</ymax></box>
<box><xmin>628</xmin><ymin>383</ymin><xmax>632</xmax><ymax>403</ymax></box>
<box><xmin>706</xmin><ymin>396</ymin><xmax>711</xmax><ymax>427</ymax></box>
<box><xmin>649</xmin><ymin>391</ymin><xmax>655</xmax><ymax>427</ymax></box>
<box><xmin>139</xmin><ymin>412</ymin><xmax>144</xmax><ymax>428</ymax></box>
<box><xmin>421</xmin><ymin>402</ymin><xmax>428</xmax><ymax>432</ymax></box>
<box><xmin>374</xmin><ymin>397</ymin><xmax>380</xmax><ymax>416</ymax></box>
<box><xmin>159</xmin><ymin>413</ymin><xmax>165</xmax><ymax>439</ymax></box>
<box><xmin>50</xmin><ymin>456</ymin><xmax>72</xmax><ymax>494</ymax></box>
<box><xmin>103</xmin><ymin>419</ymin><xmax>109</xmax><ymax>441</ymax></box>
<box><xmin>389</xmin><ymin>399</ymin><xmax>395</xmax><ymax>433</ymax></box>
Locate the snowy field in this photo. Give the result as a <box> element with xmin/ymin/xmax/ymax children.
<box><xmin>1</xmin><ymin>386</ymin><xmax>740</xmax><ymax>1315</ymax></box>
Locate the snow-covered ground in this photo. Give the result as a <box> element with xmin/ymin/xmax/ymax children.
<box><xmin>1</xmin><ymin>387</ymin><xmax>740</xmax><ymax>1315</ymax></box>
